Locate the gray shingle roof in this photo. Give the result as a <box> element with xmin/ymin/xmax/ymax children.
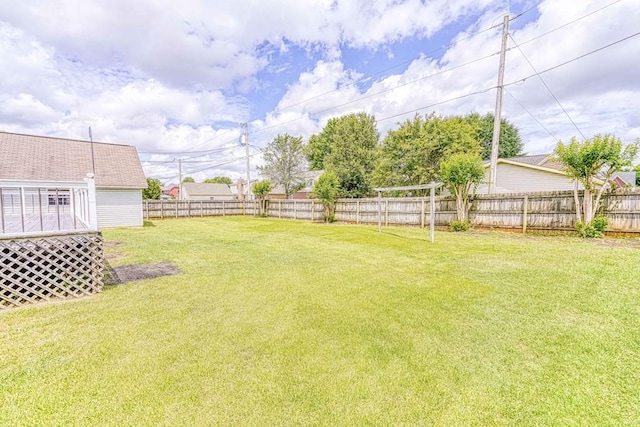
<box><xmin>0</xmin><ymin>132</ymin><xmax>147</xmax><ymax>188</ymax></box>
<box><xmin>504</xmin><ymin>154</ymin><xmax>549</xmax><ymax>165</ymax></box>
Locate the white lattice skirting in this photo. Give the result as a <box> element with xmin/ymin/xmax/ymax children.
<box><xmin>0</xmin><ymin>232</ymin><xmax>104</xmax><ymax>309</ymax></box>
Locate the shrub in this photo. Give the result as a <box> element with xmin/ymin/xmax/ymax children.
<box><xmin>576</xmin><ymin>215</ymin><xmax>608</xmax><ymax>238</ymax></box>
<box><xmin>450</xmin><ymin>220</ymin><xmax>471</xmax><ymax>232</ymax></box>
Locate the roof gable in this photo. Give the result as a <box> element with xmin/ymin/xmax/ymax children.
<box><xmin>0</xmin><ymin>132</ymin><xmax>147</xmax><ymax>188</ymax></box>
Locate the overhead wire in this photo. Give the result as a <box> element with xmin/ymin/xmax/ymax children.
<box><xmin>504</xmin><ymin>30</ymin><xmax>640</xmax><ymax>87</ymax></box>
<box><xmin>504</xmin><ymin>87</ymin><xmax>559</xmax><ymax>142</ymax></box>
<box><xmin>508</xmin><ymin>33</ymin><xmax>587</xmax><ymax>140</ymax></box>
<box><xmin>517</xmin><ymin>0</ymin><xmax>624</xmax><ymax>47</ymax></box>
<box><xmin>145</xmin><ymin>0</ymin><xmax>628</xmax><ymax>176</ymax></box>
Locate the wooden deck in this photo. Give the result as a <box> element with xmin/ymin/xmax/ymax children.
<box><xmin>1</xmin><ymin>213</ymin><xmax>88</xmax><ymax>235</ymax></box>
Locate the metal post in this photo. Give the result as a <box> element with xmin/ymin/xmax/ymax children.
<box><xmin>38</xmin><ymin>188</ymin><xmax>44</xmax><ymax>231</ymax></box>
<box><xmin>430</xmin><ymin>185</ymin><xmax>436</xmax><ymax>243</ymax></box>
<box><xmin>377</xmin><ymin>191</ymin><xmax>382</xmax><ymax>232</ymax></box>
<box><xmin>19</xmin><ymin>188</ymin><xmax>26</xmax><ymax>232</ymax></box>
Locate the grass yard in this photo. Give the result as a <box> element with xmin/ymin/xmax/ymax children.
<box><xmin>1</xmin><ymin>217</ymin><xmax>639</xmax><ymax>426</ymax></box>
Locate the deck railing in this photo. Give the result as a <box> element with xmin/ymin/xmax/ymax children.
<box><xmin>0</xmin><ymin>175</ymin><xmax>98</xmax><ymax>238</ymax></box>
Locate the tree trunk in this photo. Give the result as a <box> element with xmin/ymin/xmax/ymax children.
<box><xmin>583</xmin><ymin>188</ymin><xmax>593</xmax><ymax>224</ymax></box>
<box><xmin>573</xmin><ymin>180</ymin><xmax>582</xmax><ymax>224</ymax></box>
<box><xmin>455</xmin><ymin>188</ymin><xmax>467</xmax><ymax>222</ymax></box>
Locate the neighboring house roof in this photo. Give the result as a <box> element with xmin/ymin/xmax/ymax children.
<box><xmin>0</xmin><ymin>131</ymin><xmax>147</xmax><ymax>188</ymax></box>
<box><xmin>182</xmin><ymin>182</ymin><xmax>233</xmax><ymax>196</ymax></box>
<box><xmin>503</xmin><ymin>154</ymin><xmax>550</xmax><ymax>166</ymax></box>
<box><xmin>611</xmin><ymin>171</ymin><xmax>636</xmax><ymax>188</ymax></box>
<box><xmin>483</xmin><ymin>155</ymin><xmax>568</xmax><ymax>177</ymax></box>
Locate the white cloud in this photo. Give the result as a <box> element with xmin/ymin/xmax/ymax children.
<box><xmin>1</xmin><ymin>0</ymin><xmax>639</xmax><ymax>182</ymax></box>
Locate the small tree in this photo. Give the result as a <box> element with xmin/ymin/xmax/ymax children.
<box><xmin>182</xmin><ymin>176</ymin><xmax>195</xmax><ymax>183</ymax></box>
<box><xmin>204</xmin><ymin>176</ymin><xmax>232</xmax><ymax>185</ymax></box>
<box><xmin>634</xmin><ymin>164</ymin><xmax>640</xmax><ymax>186</ymax></box>
<box><xmin>142</xmin><ymin>177</ymin><xmax>162</xmax><ymax>200</ymax></box>
<box><xmin>312</xmin><ymin>172</ymin><xmax>340</xmax><ymax>222</ymax></box>
<box><xmin>554</xmin><ymin>134</ymin><xmax>639</xmax><ymax>233</ymax></box>
<box><xmin>252</xmin><ymin>180</ymin><xmax>272</xmax><ymax>216</ymax></box>
<box><xmin>439</xmin><ymin>153</ymin><xmax>485</xmax><ymax>226</ymax></box>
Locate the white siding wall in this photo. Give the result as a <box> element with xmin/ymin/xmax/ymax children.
<box><xmin>477</xmin><ymin>163</ymin><xmax>583</xmax><ymax>194</ymax></box>
<box><xmin>96</xmin><ymin>189</ymin><xmax>143</xmax><ymax>228</ymax></box>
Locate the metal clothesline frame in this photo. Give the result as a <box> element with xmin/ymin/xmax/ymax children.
<box><xmin>373</xmin><ymin>182</ymin><xmax>443</xmax><ymax>243</ymax></box>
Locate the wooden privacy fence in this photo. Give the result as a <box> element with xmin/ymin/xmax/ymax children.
<box><xmin>144</xmin><ymin>188</ymin><xmax>640</xmax><ymax>233</ymax></box>
<box><xmin>145</xmin><ymin>199</ymin><xmax>258</xmax><ymax>219</ymax></box>
<box><xmin>0</xmin><ymin>232</ymin><xmax>104</xmax><ymax>309</ymax></box>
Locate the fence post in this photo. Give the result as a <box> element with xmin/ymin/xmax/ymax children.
<box><xmin>222</xmin><ymin>200</ymin><xmax>226</xmax><ymax>216</ymax></box>
<box><xmin>201</xmin><ymin>201</ymin><xmax>203</xmax><ymax>217</ymax></box>
<box><xmin>293</xmin><ymin>200</ymin><xmax>297</xmax><ymax>219</ymax></box>
<box><xmin>175</xmin><ymin>200</ymin><xmax>178</xmax><ymax>218</ymax></box>
<box><xmin>421</xmin><ymin>199</ymin><xmax>425</xmax><ymax>228</ymax></box>
<box><xmin>160</xmin><ymin>200</ymin><xmax>164</xmax><ymax>219</ymax></box>
<box><xmin>356</xmin><ymin>200</ymin><xmax>360</xmax><ymax>224</ymax></box>
<box><xmin>522</xmin><ymin>195</ymin><xmax>528</xmax><ymax>234</ymax></box>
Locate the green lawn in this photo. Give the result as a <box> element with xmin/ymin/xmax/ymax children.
<box><xmin>1</xmin><ymin>217</ymin><xmax>639</xmax><ymax>426</ymax></box>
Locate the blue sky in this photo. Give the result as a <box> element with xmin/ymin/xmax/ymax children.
<box><xmin>0</xmin><ymin>0</ymin><xmax>638</xmax><ymax>183</ymax></box>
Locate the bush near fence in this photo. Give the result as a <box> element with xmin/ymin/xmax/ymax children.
<box><xmin>144</xmin><ymin>188</ymin><xmax>640</xmax><ymax>233</ymax></box>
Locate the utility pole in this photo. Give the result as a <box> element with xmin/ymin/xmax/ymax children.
<box><xmin>488</xmin><ymin>14</ymin><xmax>509</xmax><ymax>194</ymax></box>
<box><xmin>242</xmin><ymin>123</ymin><xmax>250</xmax><ymax>200</ymax></box>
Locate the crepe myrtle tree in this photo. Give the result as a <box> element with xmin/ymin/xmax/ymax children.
<box><xmin>312</xmin><ymin>172</ymin><xmax>340</xmax><ymax>223</ymax></box>
<box><xmin>252</xmin><ymin>180</ymin><xmax>272</xmax><ymax>216</ymax></box>
<box><xmin>439</xmin><ymin>153</ymin><xmax>485</xmax><ymax>228</ymax></box>
<box><xmin>554</xmin><ymin>134</ymin><xmax>639</xmax><ymax>236</ymax></box>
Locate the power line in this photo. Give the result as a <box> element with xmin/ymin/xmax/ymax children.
<box><xmin>374</xmin><ymin>28</ymin><xmax>639</xmax><ymax>126</ymax></box>
<box><xmin>504</xmin><ymin>87</ymin><xmax>558</xmax><ymax>142</ymax></box>
<box><xmin>271</xmin><ymin>21</ymin><xmax>505</xmax><ymax>115</ymax></box>
<box><xmin>517</xmin><ymin>0</ymin><xmax>623</xmax><ymax>46</ymax></box>
<box><xmin>376</xmin><ymin>87</ymin><xmax>496</xmax><ymax>123</ymax></box>
<box><xmin>251</xmin><ymin>51</ymin><xmax>499</xmax><ymax>137</ymax></box>
<box><xmin>508</xmin><ymin>33</ymin><xmax>587</xmax><ymax>140</ymax></box>
<box><xmin>505</xmin><ymin>30</ymin><xmax>640</xmax><ymax>88</ymax></box>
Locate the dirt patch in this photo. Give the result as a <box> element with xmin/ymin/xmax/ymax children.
<box><xmin>104</xmin><ymin>261</ymin><xmax>179</xmax><ymax>285</ymax></box>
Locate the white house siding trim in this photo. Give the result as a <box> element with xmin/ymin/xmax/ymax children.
<box><xmin>96</xmin><ymin>188</ymin><xmax>143</xmax><ymax>228</ymax></box>
<box><xmin>477</xmin><ymin>163</ymin><xmax>584</xmax><ymax>194</ymax></box>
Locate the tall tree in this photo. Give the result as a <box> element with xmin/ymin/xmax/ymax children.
<box><xmin>258</xmin><ymin>133</ymin><xmax>308</xmax><ymax>198</ymax></box>
<box><xmin>373</xmin><ymin>113</ymin><xmax>481</xmax><ymax>194</ymax></box>
<box><xmin>182</xmin><ymin>176</ymin><xmax>195</xmax><ymax>183</ymax></box>
<box><xmin>554</xmin><ymin>134</ymin><xmax>638</xmax><ymax>227</ymax></box>
<box><xmin>142</xmin><ymin>177</ymin><xmax>161</xmax><ymax>200</ymax></box>
<box><xmin>465</xmin><ymin>113</ymin><xmax>523</xmax><ymax>160</ymax></box>
<box><xmin>204</xmin><ymin>176</ymin><xmax>232</xmax><ymax>185</ymax></box>
<box><xmin>439</xmin><ymin>153</ymin><xmax>485</xmax><ymax>224</ymax></box>
<box><xmin>310</xmin><ymin>112</ymin><xmax>379</xmax><ymax>198</ymax></box>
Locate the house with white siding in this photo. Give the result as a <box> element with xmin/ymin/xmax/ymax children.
<box><xmin>181</xmin><ymin>183</ymin><xmax>234</xmax><ymax>200</ymax></box>
<box><xmin>0</xmin><ymin>131</ymin><xmax>147</xmax><ymax>229</ymax></box>
<box><xmin>475</xmin><ymin>154</ymin><xmax>595</xmax><ymax>194</ymax></box>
